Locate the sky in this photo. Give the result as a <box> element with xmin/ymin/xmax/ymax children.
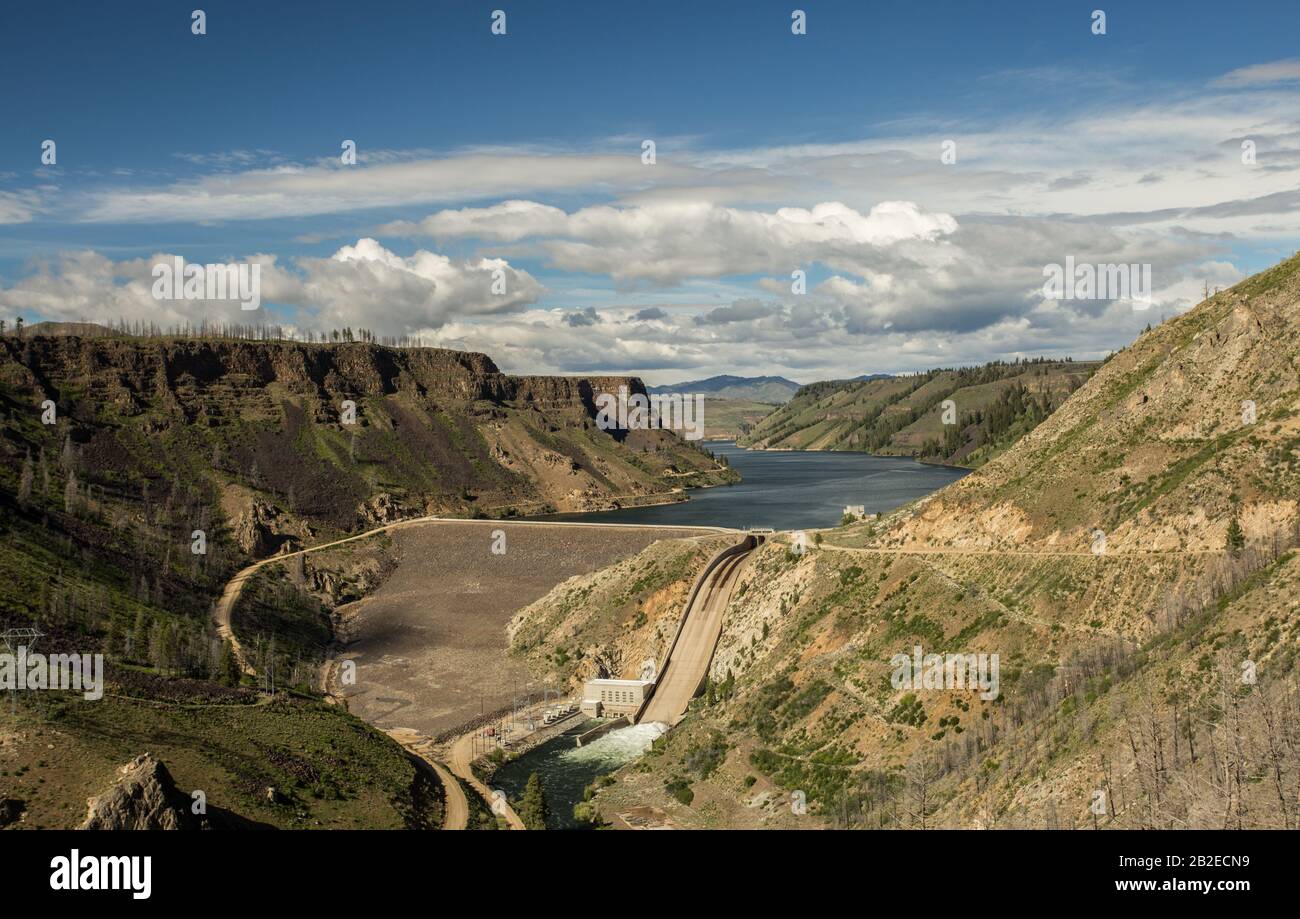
<box><xmin>2</xmin><ymin>0</ymin><xmax>1299</xmax><ymax>384</ymax></box>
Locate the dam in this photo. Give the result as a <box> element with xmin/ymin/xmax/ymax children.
<box><xmin>220</xmin><ymin>446</ymin><xmax>965</xmax><ymax>828</ymax></box>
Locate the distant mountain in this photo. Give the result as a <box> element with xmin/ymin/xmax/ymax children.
<box><xmin>648</xmin><ymin>374</ymin><xmax>801</xmax><ymax>403</ymax></box>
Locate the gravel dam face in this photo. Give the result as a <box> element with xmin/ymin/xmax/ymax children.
<box><xmin>330</xmin><ymin>520</ymin><xmax>713</xmax><ymax>737</ymax></box>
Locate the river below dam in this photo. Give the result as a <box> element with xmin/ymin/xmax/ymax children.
<box><xmin>491</xmin><ymin>720</ymin><xmax>669</xmax><ymax>829</ymax></box>
<box><xmin>544</xmin><ymin>440</ymin><xmax>968</xmax><ymax>530</ymax></box>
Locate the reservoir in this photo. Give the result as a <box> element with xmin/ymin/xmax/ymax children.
<box><xmin>545</xmin><ymin>441</ymin><xmax>969</xmax><ymax>530</ymax></box>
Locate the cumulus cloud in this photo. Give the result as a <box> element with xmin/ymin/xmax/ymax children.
<box><xmin>392</xmin><ymin>199</ymin><xmax>957</xmax><ymax>284</ymax></box>
<box><xmin>696</xmin><ymin>298</ymin><xmax>780</xmax><ymax>325</ymax></box>
<box><xmin>285</xmin><ymin>238</ymin><xmax>541</xmax><ymax>332</ymax></box>
<box><xmin>563</xmin><ymin>307</ymin><xmax>601</xmax><ymax>327</ymax></box>
<box><xmin>418</xmin><ymin>288</ymin><xmax>1170</xmax><ymax>384</ymax></box>
<box><xmin>0</xmin><ymin>239</ymin><xmax>542</xmax><ymax>335</ymax></box>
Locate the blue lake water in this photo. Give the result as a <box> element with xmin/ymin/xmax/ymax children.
<box><xmin>545</xmin><ymin>441</ymin><xmax>968</xmax><ymax>530</ymax></box>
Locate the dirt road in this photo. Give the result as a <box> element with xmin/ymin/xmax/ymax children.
<box><xmin>448</xmin><ymin>731</ymin><xmax>526</xmax><ymax>830</ymax></box>
<box><xmin>213</xmin><ymin>514</ymin><xmax>731</xmax><ymax>670</ymax></box>
<box><xmin>387</xmin><ymin>728</ymin><xmax>469</xmax><ymax>830</ymax></box>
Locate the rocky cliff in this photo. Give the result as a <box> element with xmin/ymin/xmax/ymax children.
<box><xmin>0</xmin><ymin>332</ymin><xmax>736</xmax><ymax>668</ymax></box>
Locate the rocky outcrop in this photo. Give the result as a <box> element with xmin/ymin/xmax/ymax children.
<box><xmin>231</xmin><ymin>499</ymin><xmax>305</xmax><ymax>556</ymax></box>
<box><xmin>0</xmin><ymin>797</ymin><xmax>26</xmax><ymax>827</ymax></box>
<box><xmin>0</xmin><ymin>331</ymin><xmax>734</xmax><ymax>554</ymax></box>
<box><xmin>79</xmin><ymin>754</ymin><xmax>205</xmax><ymax>830</ymax></box>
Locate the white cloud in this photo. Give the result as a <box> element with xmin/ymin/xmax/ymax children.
<box><xmin>0</xmin><ymin>240</ymin><xmax>542</xmax><ymax>336</ymax></box>
<box><xmin>0</xmin><ymin>189</ymin><xmax>44</xmax><ymax>224</ymax></box>
<box><xmin>391</xmin><ymin>199</ymin><xmax>957</xmax><ymax>284</ymax></box>
<box><xmin>78</xmin><ymin>154</ymin><xmax>691</xmax><ymax>224</ymax></box>
<box><xmin>1213</xmin><ymin>59</ymin><xmax>1300</xmax><ymax>88</ymax></box>
<box><xmin>6</xmin><ymin>58</ymin><xmax>1300</xmax><ymax>380</ymax></box>
<box><xmin>287</xmin><ymin>238</ymin><xmax>542</xmax><ymax>331</ymax></box>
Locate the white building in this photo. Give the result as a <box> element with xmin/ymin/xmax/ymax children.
<box><xmin>581</xmin><ymin>678</ymin><xmax>655</xmax><ymax>718</ymax></box>
<box><xmin>844</xmin><ymin>504</ymin><xmax>865</xmax><ymax>520</ymax></box>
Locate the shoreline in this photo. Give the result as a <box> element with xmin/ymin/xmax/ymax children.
<box><xmin>724</xmin><ymin>439</ymin><xmax>972</xmax><ymax>472</ymax></box>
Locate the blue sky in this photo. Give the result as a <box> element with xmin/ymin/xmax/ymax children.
<box><xmin>3</xmin><ymin>1</ymin><xmax>1299</xmax><ymax>382</ymax></box>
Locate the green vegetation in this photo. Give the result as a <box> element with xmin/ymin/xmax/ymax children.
<box><xmin>2</xmin><ymin>686</ymin><xmax>440</xmax><ymax>829</ymax></box>
<box><xmin>739</xmin><ymin>358</ymin><xmax>1097</xmax><ymax>467</ymax></box>
<box><xmin>517</xmin><ymin>772</ymin><xmax>551</xmax><ymax>829</ymax></box>
<box><xmin>664</xmin><ymin>775</ymin><xmax>694</xmax><ymax>805</ymax></box>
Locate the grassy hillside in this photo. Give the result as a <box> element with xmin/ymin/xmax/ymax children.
<box><xmin>739</xmin><ymin>359</ymin><xmax>1098</xmax><ymax>467</ymax></box>
<box><xmin>2</xmin><ymin>676</ymin><xmax>441</xmax><ymax>829</ymax></box>
<box><xmin>649</xmin><ymin>375</ymin><xmax>800</xmax><ymax>403</ymax></box>
<box><xmin>697</xmin><ymin>398</ymin><xmax>780</xmax><ymax>441</ymax></box>
<box><xmin>522</xmin><ymin>254</ymin><xmax>1300</xmax><ymax>829</ymax></box>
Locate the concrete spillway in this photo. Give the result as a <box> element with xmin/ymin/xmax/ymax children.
<box><xmin>635</xmin><ymin>535</ymin><xmax>759</xmax><ymax>726</ymax></box>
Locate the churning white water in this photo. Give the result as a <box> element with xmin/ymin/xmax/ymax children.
<box><xmin>562</xmin><ymin>721</ymin><xmax>668</xmax><ymax>765</ymax></box>
<box><xmin>491</xmin><ymin>719</ymin><xmax>669</xmax><ymax>828</ymax></box>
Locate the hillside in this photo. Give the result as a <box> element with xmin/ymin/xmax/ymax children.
<box><xmin>689</xmin><ymin>399</ymin><xmax>779</xmax><ymax>441</ymax></box>
<box><xmin>740</xmin><ymin>359</ymin><xmax>1098</xmax><ymax>467</ymax></box>
<box><xmin>0</xmin><ymin>333</ymin><xmax>732</xmax><ymax>828</ymax></box>
<box><xmin>648</xmin><ymin>374</ymin><xmax>801</xmax><ymax>403</ymax></box>
<box><xmin>518</xmin><ymin>254</ymin><xmax>1300</xmax><ymax>829</ymax></box>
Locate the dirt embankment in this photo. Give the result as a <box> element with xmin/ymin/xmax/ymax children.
<box><xmin>321</xmin><ymin>520</ymin><xmax>721</xmax><ymax>738</ymax></box>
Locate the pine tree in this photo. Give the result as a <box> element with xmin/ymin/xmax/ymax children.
<box><xmin>17</xmin><ymin>451</ymin><xmax>33</xmax><ymax>507</ymax></box>
<box><xmin>149</xmin><ymin>620</ymin><xmax>170</xmax><ymax>674</ymax></box>
<box><xmin>63</xmin><ymin>470</ymin><xmax>79</xmax><ymax>515</ymax></box>
<box><xmin>131</xmin><ymin>609</ymin><xmax>149</xmax><ymax>662</ymax></box>
<box><xmin>1227</xmin><ymin>516</ymin><xmax>1245</xmax><ymax>556</ymax></box>
<box><xmin>518</xmin><ymin>772</ymin><xmax>550</xmax><ymax>830</ymax></box>
<box><xmin>218</xmin><ymin>640</ymin><xmax>242</xmax><ymax>687</ymax></box>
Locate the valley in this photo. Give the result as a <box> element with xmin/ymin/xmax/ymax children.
<box><xmin>2</xmin><ymin>255</ymin><xmax>1297</xmax><ymax>832</ymax></box>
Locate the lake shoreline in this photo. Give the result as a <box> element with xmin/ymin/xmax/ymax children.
<box><xmin>535</xmin><ymin>440</ymin><xmax>968</xmax><ymax>532</ymax></box>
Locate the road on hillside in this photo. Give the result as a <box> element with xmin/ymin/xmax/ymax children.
<box><xmin>386</xmin><ymin>729</ymin><xmax>469</xmax><ymax>830</ymax></box>
<box><xmin>637</xmin><ymin>542</ymin><xmax>754</xmax><ymax>726</ymax></box>
<box><xmin>429</xmin><ymin>760</ymin><xmax>469</xmax><ymax>831</ymax></box>
<box><xmin>448</xmin><ymin>732</ymin><xmax>527</xmax><ymax>830</ymax></box>
<box><xmin>212</xmin><ymin>514</ymin><xmax>732</xmax><ymax>670</ymax></box>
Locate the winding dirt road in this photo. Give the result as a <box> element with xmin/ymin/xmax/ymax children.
<box><xmin>386</xmin><ymin>729</ymin><xmax>469</xmax><ymax>830</ymax></box>
<box><xmin>212</xmin><ymin>514</ymin><xmax>731</xmax><ymax>669</ymax></box>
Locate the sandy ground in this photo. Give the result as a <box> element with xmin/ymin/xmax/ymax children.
<box><xmin>330</xmin><ymin>521</ymin><xmax>712</xmax><ymax>738</ymax></box>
